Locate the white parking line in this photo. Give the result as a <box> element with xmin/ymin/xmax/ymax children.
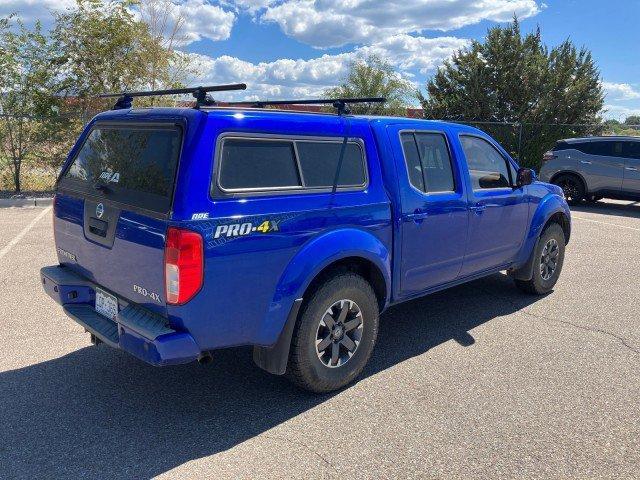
<box><xmin>0</xmin><ymin>207</ymin><xmax>52</xmax><ymax>261</ymax></box>
<box><xmin>572</xmin><ymin>215</ymin><xmax>640</xmax><ymax>232</ymax></box>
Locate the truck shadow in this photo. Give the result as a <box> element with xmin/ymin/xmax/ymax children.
<box><xmin>0</xmin><ymin>273</ymin><xmax>541</xmax><ymax>479</ymax></box>
<box><xmin>571</xmin><ymin>200</ymin><xmax>640</xmax><ymax>219</ymax></box>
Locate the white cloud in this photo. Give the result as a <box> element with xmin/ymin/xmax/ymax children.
<box><xmin>226</xmin><ymin>0</ymin><xmax>276</xmax><ymax>12</ymax></box>
<box><xmin>185</xmin><ymin>52</ymin><xmax>352</xmax><ymax>100</ymax></box>
<box><xmin>358</xmin><ymin>35</ymin><xmax>469</xmax><ymax>74</ymax></box>
<box><xmin>0</xmin><ymin>0</ymin><xmax>75</xmax><ymax>25</ymax></box>
<box><xmin>3</xmin><ymin>0</ymin><xmax>236</xmax><ymax>44</ymax></box>
<box><xmin>603</xmin><ymin>82</ymin><xmax>640</xmax><ymax>101</ymax></box>
<box><xmin>170</xmin><ymin>0</ymin><xmax>236</xmax><ymax>43</ymax></box>
<box><xmin>602</xmin><ymin>104</ymin><xmax>640</xmax><ymax>121</ymax></box>
<box><xmin>186</xmin><ymin>33</ymin><xmax>466</xmax><ymax>100</ymax></box>
<box><xmin>261</xmin><ymin>0</ymin><xmax>541</xmax><ymax>48</ymax></box>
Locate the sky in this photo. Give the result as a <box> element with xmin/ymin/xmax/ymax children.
<box><xmin>4</xmin><ymin>0</ymin><xmax>640</xmax><ymax>120</ymax></box>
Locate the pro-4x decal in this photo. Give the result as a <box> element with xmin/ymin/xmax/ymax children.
<box><xmin>213</xmin><ymin>220</ymin><xmax>278</xmax><ymax>239</ymax></box>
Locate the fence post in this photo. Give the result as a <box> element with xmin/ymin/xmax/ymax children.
<box><xmin>517</xmin><ymin>123</ymin><xmax>523</xmax><ymax>162</ymax></box>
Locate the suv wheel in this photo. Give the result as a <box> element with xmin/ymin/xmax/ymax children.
<box><xmin>286</xmin><ymin>273</ymin><xmax>379</xmax><ymax>393</ymax></box>
<box><xmin>514</xmin><ymin>223</ymin><xmax>566</xmax><ymax>295</ymax></box>
<box><xmin>553</xmin><ymin>174</ymin><xmax>584</xmax><ymax>205</ymax></box>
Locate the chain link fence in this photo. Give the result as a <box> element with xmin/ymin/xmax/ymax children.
<box><xmin>2</xmin><ymin>111</ymin><xmax>639</xmax><ymax>193</ymax></box>
<box><xmin>443</xmin><ymin>120</ymin><xmax>613</xmax><ymax>170</ymax></box>
<box><xmin>0</xmin><ymin>112</ymin><xmax>88</xmax><ymax>194</ymax></box>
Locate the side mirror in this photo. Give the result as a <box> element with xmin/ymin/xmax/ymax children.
<box><xmin>515</xmin><ymin>168</ymin><xmax>534</xmax><ymax>188</ymax></box>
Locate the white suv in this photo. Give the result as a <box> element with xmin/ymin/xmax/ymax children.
<box><xmin>539</xmin><ymin>136</ymin><xmax>640</xmax><ymax>203</ymax></box>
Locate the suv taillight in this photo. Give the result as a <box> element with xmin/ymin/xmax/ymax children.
<box><xmin>164</xmin><ymin>227</ymin><xmax>203</xmax><ymax>305</ymax></box>
<box><xmin>542</xmin><ymin>151</ymin><xmax>557</xmax><ymax>162</ymax></box>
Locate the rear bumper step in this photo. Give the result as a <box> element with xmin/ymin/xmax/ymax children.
<box><xmin>40</xmin><ymin>265</ymin><xmax>200</xmax><ymax>366</ymax></box>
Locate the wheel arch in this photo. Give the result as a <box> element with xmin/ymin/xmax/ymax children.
<box><xmin>549</xmin><ymin>170</ymin><xmax>588</xmax><ymax>194</ymax></box>
<box><xmin>543</xmin><ymin>211</ymin><xmax>571</xmax><ymax>244</ymax></box>
<box><xmin>252</xmin><ymin>228</ymin><xmax>391</xmax><ymax>376</ymax></box>
<box><xmin>257</xmin><ymin>228</ymin><xmax>391</xmax><ymax>346</ymax></box>
<box><xmin>512</xmin><ymin>193</ymin><xmax>571</xmax><ymax>281</ymax></box>
<box><xmin>301</xmin><ymin>255</ymin><xmax>388</xmax><ymax>312</ymax></box>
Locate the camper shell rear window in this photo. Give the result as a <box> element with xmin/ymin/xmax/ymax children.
<box><xmin>58</xmin><ymin>123</ymin><xmax>182</xmax><ymax>214</ymax></box>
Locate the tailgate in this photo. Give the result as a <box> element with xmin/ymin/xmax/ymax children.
<box><xmin>54</xmin><ymin>122</ymin><xmax>183</xmax><ymax>315</ymax></box>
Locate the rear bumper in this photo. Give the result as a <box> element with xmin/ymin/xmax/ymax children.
<box><xmin>40</xmin><ymin>265</ymin><xmax>201</xmax><ymax>366</ymax></box>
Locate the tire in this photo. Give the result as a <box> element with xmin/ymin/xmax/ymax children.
<box><xmin>286</xmin><ymin>273</ymin><xmax>379</xmax><ymax>393</ymax></box>
<box><xmin>553</xmin><ymin>174</ymin><xmax>585</xmax><ymax>205</ymax></box>
<box><xmin>514</xmin><ymin>223</ymin><xmax>566</xmax><ymax>295</ymax></box>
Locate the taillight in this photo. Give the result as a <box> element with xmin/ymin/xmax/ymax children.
<box><xmin>542</xmin><ymin>151</ymin><xmax>557</xmax><ymax>162</ymax></box>
<box><xmin>164</xmin><ymin>227</ymin><xmax>203</xmax><ymax>305</ymax></box>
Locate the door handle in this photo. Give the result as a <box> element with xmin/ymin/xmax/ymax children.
<box><xmin>579</xmin><ymin>160</ymin><xmax>592</xmax><ymax>165</ymax></box>
<box><xmin>88</xmin><ymin>217</ymin><xmax>108</xmax><ymax>237</ymax></box>
<box><xmin>404</xmin><ymin>211</ymin><xmax>429</xmax><ymax>222</ymax></box>
<box><xmin>469</xmin><ymin>204</ymin><xmax>486</xmax><ymax>214</ymax></box>
<box><xmin>625</xmin><ymin>167</ymin><xmax>638</xmax><ymax>171</ymax></box>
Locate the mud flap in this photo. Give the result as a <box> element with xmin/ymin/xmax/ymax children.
<box><xmin>253</xmin><ymin>298</ymin><xmax>303</xmax><ymax>375</ymax></box>
<box><xmin>511</xmin><ymin>235</ymin><xmax>541</xmax><ymax>281</ymax></box>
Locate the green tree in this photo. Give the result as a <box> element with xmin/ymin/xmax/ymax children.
<box><xmin>54</xmin><ymin>0</ymin><xmax>193</xmax><ymax>112</ymax></box>
<box><xmin>137</xmin><ymin>0</ymin><xmax>200</xmax><ymax>98</ymax></box>
<box><xmin>324</xmin><ymin>56</ymin><xmax>413</xmax><ymax>116</ymax></box>
<box><xmin>624</xmin><ymin>115</ymin><xmax>640</xmax><ymax>126</ymax></box>
<box><xmin>418</xmin><ymin>18</ymin><xmax>604</xmax><ymax>168</ymax></box>
<box><xmin>0</xmin><ymin>17</ymin><xmax>69</xmax><ymax>192</ymax></box>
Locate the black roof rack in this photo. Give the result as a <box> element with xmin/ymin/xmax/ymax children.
<box><xmin>99</xmin><ymin>84</ymin><xmax>247</xmax><ymax>110</ymax></box>
<box><xmin>228</xmin><ymin>97</ymin><xmax>386</xmax><ymax>115</ymax></box>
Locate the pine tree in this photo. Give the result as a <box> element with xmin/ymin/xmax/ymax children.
<box><xmin>419</xmin><ymin>18</ymin><xmax>604</xmax><ymax>168</ymax></box>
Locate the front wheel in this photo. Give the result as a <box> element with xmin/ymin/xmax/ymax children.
<box><xmin>514</xmin><ymin>223</ymin><xmax>566</xmax><ymax>295</ymax></box>
<box><xmin>286</xmin><ymin>273</ymin><xmax>379</xmax><ymax>393</ymax></box>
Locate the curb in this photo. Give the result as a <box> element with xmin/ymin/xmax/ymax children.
<box><xmin>0</xmin><ymin>197</ymin><xmax>53</xmax><ymax>208</ymax></box>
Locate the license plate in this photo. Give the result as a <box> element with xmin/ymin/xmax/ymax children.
<box><xmin>95</xmin><ymin>288</ymin><xmax>118</xmax><ymax>321</ymax></box>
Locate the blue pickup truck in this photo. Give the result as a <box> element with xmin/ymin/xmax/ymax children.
<box><xmin>41</xmin><ymin>88</ymin><xmax>571</xmax><ymax>392</ymax></box>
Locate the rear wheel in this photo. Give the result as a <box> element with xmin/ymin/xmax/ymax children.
<box><xmin>553</xmin><ymin>174</ymin><xmax>585</xmax><ymax>205</ymax></box>
<box><xmin>286</xmin><ymin>273</ymin><xmax>379</xmax><ymax>393</ymax></box>
<box><xmin>514</xmin><ymin>223</ymin><xmax>566</xmax><ymax>295</ymax></box>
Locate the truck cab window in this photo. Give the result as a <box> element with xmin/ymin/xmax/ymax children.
<box><xmin>461</xmin><ymin>136</ymin><xmax>512</xmax><ymax>189</ymax></box>
<box><xmin>401</xmin><ymin>132</ymin><xmax>455</xmax><ymax>193</ymax></box>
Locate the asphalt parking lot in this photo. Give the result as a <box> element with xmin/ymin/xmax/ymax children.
<box><xmin>0</xmin><ymin>201</ymin><xmax>638</xmax><ymax>479</ymax></box>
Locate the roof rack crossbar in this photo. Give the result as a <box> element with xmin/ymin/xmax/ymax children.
<box><xmin>228</xmin><ymin>97</ymin><xmax>386</xmax><ymax>115</ymax></box>
<box><xmin>99</xmin><ymin>84</ymin><xmax>247</xmax><ymax>110</ymax></box>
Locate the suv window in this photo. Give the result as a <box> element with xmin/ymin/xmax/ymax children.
<box><xmin>578</xmin><ymin>141</ymin><xmax>614</xmax><ymax>156</ymax></box>
<box><xmin>217</xmin><ymin>137</ymin><xmax>366</xmax><ymax>192</ymax></box>
<box><xmin>460</xmin><ymin>135</ymin><xmax>512</xmax><ymax>189</ymax></box>
<box><xmin>623</xmin><ymin>141</ymin><xmax>640</xmax><ymax>159</ymax></box>
<box><xmin>59</xmin><ymin>124</ymin><xmax>182</xmax><ymax>214</ymax></box>
<box><xmin>400</xmin><ymin>132</ymin><xmax>455</xmax><ymax>193</ymax></box>
<box><xmin>553</xmin><ymin>141</ymin><xmax>572</xmax><ymax>151</ymax></box>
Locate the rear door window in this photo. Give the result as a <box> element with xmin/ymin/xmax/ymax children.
<box><xmin>400</xmin><ymin>133</ymin><xmax>425</xmax><ymax>191</ymax></box>
<box><xmin>400</xmin><ymin>132</ymin><xmax>455</xmax><ymax>193</ymax></box>
<box><xmin>623</xmin><ymin>141</ymin><xmax>640</xmax><ymax>159</ymax></box>
<box><xmin>59</xmin><ymin>124</ymin><xmax>182</xmax><ymax>214</ymax></box>
<box><xmin>414</xmin><ymin>133</ymin><xmax>455</xmax><ymax>192</ymax></box>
